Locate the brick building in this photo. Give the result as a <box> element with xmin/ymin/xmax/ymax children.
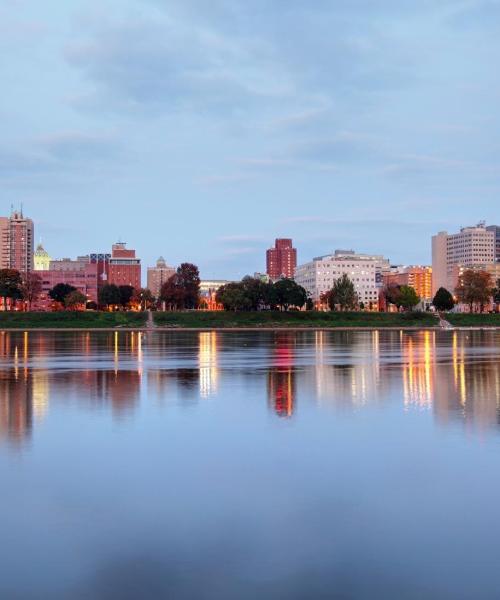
<box><xmin>266</xmin><ymin>239</ymin><xmax>297</xmax><ymax>280</ymax></box>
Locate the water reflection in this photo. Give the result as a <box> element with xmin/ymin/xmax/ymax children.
<box><xmin>267</xmin><ymin>333</ymin><xmax>296</xmax><ymax>417</ymax></box>
<box><xmin>1</xmin><ymin>329</ymin><xmax>500</xmax><ymax>448</ymax></box>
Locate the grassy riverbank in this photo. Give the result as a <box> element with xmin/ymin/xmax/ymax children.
<box><xmin>0</xmin><ymin>311</ymin><xmax>148</xmax><ymax>329</ymax></box>
<box><xmin>446</xmin><ymin>313</ymin><xmax>500</xmax><ymax>327</ymax></box>
<box><xmin>153</xmin><ymin>311</ymin><xmax>438</xmax><ymax>328</ymax></box>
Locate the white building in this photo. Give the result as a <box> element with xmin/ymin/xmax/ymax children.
<box><xmin>432</xmin><ymin>223</ymin><xmax>495</xmax><ymax>295</ymax></box>
<box><xmin>295</xmin><ymin>250</ymin><xmax>390</xmax><ymax>308</ymax></box>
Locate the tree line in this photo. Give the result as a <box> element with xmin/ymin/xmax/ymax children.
<box><xmin>215</xmin><ymin>277</ymin><xmax>308</xmax><ymax>311</ymax></box>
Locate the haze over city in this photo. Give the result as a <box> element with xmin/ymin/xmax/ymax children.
<box><xmin>2</xmin><ymin>0</ymin><xmax>499</xmax><ymax>278</ymax></box>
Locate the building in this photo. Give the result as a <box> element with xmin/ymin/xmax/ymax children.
<box><xmin>147</xmin><ymin>257</ymin><xmax>176</xmax><ymax>298</ymax></box>
<box><xmin>108</xmin><ymin>242</ymin><xmax>141</xmax><ymax>289</ymax></box>
<box><xmin>32</xmin><ymin>262</ymin><xmax>99</xmax><ymax>310</ymax></box>
<box><xmin>90</xmin><ymin>253</ymin><xmax>111</xmax><ymax>289</ymax></box>
<box><xmin>34</xmin><ymin>243</ymin><xmax>51</xmax><ymax>271</ymax></box>
<box><xmin>432</xmin><ymin>223</ymin><xmax>495</xmax><ymax>296</ymax></box>
<box><xmin>199</xmin><ymin>280</ymin><xmax>231</xmax><ymax>310</ymax></box>
<box><xmin>266</xmin><ymin>239</ymin><xmax>297</xmax><ymax>280</ymax></box>
<box><xmin>486</xmin><ymin>225</ymin><xmax>500</xmax><ymax>262</ymax></box>
<box><xmin>295</xmin><ymin>249</ymin><xmax>390</xmax><ymax>308</ymax></box>
<box><xmin>0</xmin><ymin>209</ymin><xmax>34</xmax><ymax>273</ymax></box>
<box><xmin>50</xmin><ymin>256</ymin><xmax>90</xmax><ymax>271</ymax></box>
<box><xmin>383</xmin><ymin>266</ymin><xmax>433</xmax><ymax>301</ymax></box>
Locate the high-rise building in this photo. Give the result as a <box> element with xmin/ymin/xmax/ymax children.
<box><xmin>0</xmin><ymin>210</ymin><xmax>34</xmax><ymax>273</ymax></box>
<box><xmin>432</xmin><ymin>223</ymin><xmax>495</xmax><ymax>296</ymax></box>
<box><xmin>295</xmin><ymin>249</ymin><xmax>390</xmax><ymax>308</ymax></box>
<box><xmin>108</xmin><ymin>242</ymin><xmax>141</xmax><ymax>289</ymax></box>
<box><xmin>266</xmin><ymin>238</ymin><xmax>297</xmax><ymax>280</ymax></box>
<box><xmin>147</xmin><ymin>257</ymin><xmax>175</xmax><ymax>298</ymax></box>
<box><xmin>34</xmin><ymin>243</ymin><xmax>51</xmax><ymax>271</ymax></box>
<box><xmin>486</xmin><ymin>225</ymin><xmax>500</xmax><ymax>262</ymax></box>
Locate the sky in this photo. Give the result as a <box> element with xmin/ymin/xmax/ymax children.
<box><xmin>1</xmin><ymin>0</ymin><xmax>500</xmax><ymax>279</ymax></box>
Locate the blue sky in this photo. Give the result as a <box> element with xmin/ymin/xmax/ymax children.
<box><xmin>1</xmin><ymin>0</ymin><xmax>499</xmax><ymax>279</ymax></box>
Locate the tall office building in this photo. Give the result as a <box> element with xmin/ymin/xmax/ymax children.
<box><xmin>266</xmin><ymin>238</ymin><xmax>297</xmax><ymax>280</ymax></box>
<box><xmin>0</xmin><ymin>210</ymin><xmax>34</xmax><ymax>272</ymax></box>
<box><xmin>147</xmin><ymin>257</ymin><xmax>175</xmax><ymax>298</ymax></box>
<box><xmin>486</xmin><ymin>225</ymin><xmax>500</xmax><ymax>262</ymax></box>
<box><xmin>432</xmin><ymin>223</ymin><xmax>495</xmax><ymax>296</ymax></box>
<box><xmin>108</xmin><ymin>242</ymin><xmax>141</xmax><ymax>289</ymax></box>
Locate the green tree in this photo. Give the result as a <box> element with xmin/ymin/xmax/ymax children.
<box><xmin>274</xmin><ymin>278</ymin><xmax>307</xmax><ymax>311</ymax></box>
<box><xmin>328</xmin><ymin>274</ymin><xmax>358</xmax><ymax>311</ymax></box>
<box><xmin>216</xmin><ymin>283</ymin><xmax>251</xmax><ymax>311</ymax></box>
<box><xmin>20</xmin><ymin>272</ymin><xmax>42</xmax><ymax>310</ymax></box>
<box><xmin>133</xmin><ymin>288</ymin><xmax>154</xmax><ymax>311</ymax></box>
<box><xmin>0</xmin><ymin>269</ymin><xmax>23</xmax><ymax>310</ymax></box>
<box><xmin>98</xmin><ymin>284</ymin><xmax>121</xmax><ymax>309</ymax></box>
<box><xmin>49</xmin><ymin>283</ymin><xmax>77</xmax><ymax>305</ymax></box>
<box><xmin>64</xmin><ymin>290</ymin><xmax>87</xmax><ymax>310</ymax></box>
<box><xmin>455</xmin><ymin>270</ymin><xmax>494</xmax><ymax>313</ymax></box>
<box><xmin>118</xmin><ymin>285</ymin><xmax>135</xmax><ymax>309</ymax></box>
<box><xmin>493</xmin><ymin>279</ymin><xmax>500</xmax><ymax>305</ymax></box>
<box><xmin>432</xmin><ymin>287</ymin><xmax>455</xmax><ymax>312</ymax></box>
<box><xmin>398</xmin><ymin>285</ymin><xmax>420</xmax><ymax>311</ymax></box>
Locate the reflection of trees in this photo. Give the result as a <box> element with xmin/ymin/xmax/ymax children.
<box><xmin>267</xmin><ymin>333</ymin><xmax>296</xmax><ymax>417</ymax></box>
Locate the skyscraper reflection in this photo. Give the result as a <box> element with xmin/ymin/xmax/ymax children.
<box><xmin>401</xmin><ymin>331</ymin><xmax>435</xmax><ymax>409</ymax></box>
<box><xmin>267</xmin><ymin>333</ymin><xmax>296</xmax><ymax>417</ymax></box>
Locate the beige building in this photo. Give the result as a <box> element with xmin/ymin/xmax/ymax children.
<box><xmin>34</xmin><ymin>243</ymin><xmax>51</xmax><ymax>271</ymax></box>
<box><xmin>147</xmin><ymin>257</ymin><xmax>175</xmax><ymax>298</ymax></box>
<box><xmin>0</xmin><ymin>210</ymin><xmax>34</xmax><ymax>272</ymax></box>
<box><xmin>432</xmin><ymin>223</ymin><xmax>495</xmax><ymax>296</ymax></box>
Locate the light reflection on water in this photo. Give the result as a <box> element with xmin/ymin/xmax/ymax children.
<box><xmin>1</xmin><ymin>330</ymin><xmax>500</xmax><ymax>598</ymax></box>
<box><xmin>0</xmin><ymin>330</ymin><xmax>500</xmax><ymax>446</ymax></box>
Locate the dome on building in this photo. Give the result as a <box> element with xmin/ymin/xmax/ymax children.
<box><xmin>35</xmin><ymin>243</ymin><xmax>49</xmax><ymax>257</ymax></box>
<box><xmin>156</xmin><ymin>256</ymin><xmax>167</xmax><ymax>268</ymax></box>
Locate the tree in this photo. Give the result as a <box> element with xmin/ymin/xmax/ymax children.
<box><xmin>216</xmin><ymin>283</ymin><xmax>252</xmax><ymax>311</ymax></box>
<box><xmin>0</xmin><ymin>269</ymin><xmax>23</xmax><ymax>310</ymax></box>
<box><xmin>176</xmin><ymin>263</ymin><xmax>200</xmax><ymax>309</ymax></box>
<box><xmin>274</xmin><ymin>278</ymin><xmax>307</xmax><ymax>311</ymax></box>
<box><xmin>383</xmin><ymin>285</ymin><xmax>402</xmax><ymax>309</ymax></box>
<box><xmin>493</xmin><ymin>279</ymin><xmax>500</xmax><ymax>305</ymax></box>
<box><xmin>455</xmin><ymin>270</ymin><xmax>494</xmax><ymax>313</ymax></box>
<box><xmin>433</xmin><ymin>287</ymin><xmax>455</xmax><ymax>312</ymax></box>
<box><xmin>118</xmin><ymin>285</ymin><xmax>135</xmax><ymax>309</ymax></box>
<box><xmin>132</xmin><ymin>288</ymin><xmax>154</xmax><ymax>311</ymax></box>
<box><xmin>160</xmin><ymin>275</ymin><xmax>184</xmax><ymax>310</ymax></box>
<box><xmin>327</xmin><ymin>274</ymin><xmax>358</xmax><ymax>311</ymax></box>
<box><xmin>64</xmin><ymin>290</ymin><xmax>87</xmax><ymax>310</ymax></box>
<box><xmin>20</xmin><ymin>272</ymin><xmax>43</xmax><ymax>310</ymax></box>
<box><xmin>398</xmin><ymin>285</ymin><xmax>420</xmax><ymax>311</ymax></box>
<box><xmin>49</xmin><ymin>283</ymin><xmax>77</xmax><ymax>305</ymax></box>
<box><xmin>98</xmin><ymin>284</ymin><xmax>121</xmax><ymax>309</ymax></box>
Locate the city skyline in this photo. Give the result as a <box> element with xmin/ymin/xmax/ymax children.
<box><xmin>2</xmin><ymin>1</ymin><xmax>500</xmax><ymax>279</ymax></box>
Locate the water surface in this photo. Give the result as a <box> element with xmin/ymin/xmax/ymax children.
<box><xmin>1</xmin><ymin>330</ymin><xmax>500</xmax><ymax>599</ymax></box>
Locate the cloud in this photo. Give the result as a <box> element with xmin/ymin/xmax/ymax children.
<box><xmin>37</xmin><ymin>131</ymin><xmax>119</xmax><ymax>161</ymax></box>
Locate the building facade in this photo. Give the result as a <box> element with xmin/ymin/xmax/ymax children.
<box><xmin>108</xmin><ymin>243</ymin><xmax>141</xmax><ymax>289</ymax></box>
<box><xmin>147</xmin><ymin>257</ymin><xmax>176</xmax><ymax>298</ymax></box>
<box><xmin>199</xmin><ymin>280</ymin><xmax>231</xmax><ymax>310</ymax></box>
<box><xmin>432</xmin><ymin>224</ymin><xmax>495</xmax><ymax>296</ymax></box>
<box><xmin>486</xmin><ymin>225</ymin><xmax>500</xmax><ymax>262</ymax></box>
<box><xmin>266</xmin><ymin>239</ymin><xmax>297</xmax><ymax>280</ymax></box>
<box><xmin>32</xmin><ymin>262</ymin><xmax>99</xmax><ymax>310</ymax></box>
<box><xmin>34</xmin><ymin>243</ymin><xmax>51</xmax><ymax>271</ymax></box>
<box><xmin>0</xmin><ymin>210</ymin><xmax>34</xmax><ymax>273</ymax></box>
<box><xmin>295</xmin><ymin>250</ymin><xmax>390</xmax><ymax>308</ymax></box>
<box><xmin>383</xmin><ymin>266</ymin><xmax>433</xmax><ymax>301</ymax></box>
